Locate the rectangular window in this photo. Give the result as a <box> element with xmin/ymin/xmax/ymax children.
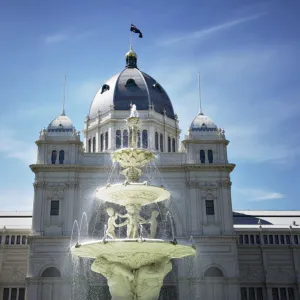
<box><xmin>19</xmin><ymin>288</ymin><xmax>25</xmax><ymax>300</ymax></box>
<box><xmin>249</xmin><ymin>287</ymin><xmax>255</xmax><ymax>300</ymax></box>
<box><xmin>286</xmin><ymin>235</ymin><xmax>291</xmax><ymax>245</ymax></box>
<box><xmin>256</xmin><ymin>234</ymin><xmax>261</xmax><ymax>244</ymax></box>
<box><xmin>272</xmin><ymin>288</ymin><xmax>279</xmax><ymax>300</ymax></box>
<box><xmin>241</xmin><ymin>288</ymin><xmax>247</xmax><ymax>300</ymax></box>
<box><xmin>269</xmin><ymin>235</ymin><xmax>274</xmax><ymax>244</ymax></box>
<box><xmin>263</xmin><ymin>235</ymin><xmax>268</xmax><ymax>244</ymax></box>
<box><xmin>11</xmin><ymin>288</ymin><xmax>17</xmax><ymax>300</ymax></box>
<box><xmin>245</xmin><ymin>235</ymin><xmax>249</xmax><ymax>244</ymax></box>
<box><xmin>275</xmin><ymin>235</ymin><xmax>279</xmax><ymax>244</ymax></box>
<box><xmin>257</xmin><ymin>288</ymin><xmax>263</xmax><ymax>300</ymax></box>
<box><xmin>294</xmin><ymin>235</ymin><xmax>299</xmax><ymax>244</ymax></box>
<box><xmin>239</xmin><ymin>235</ymin><xmax>243</xmax><ymax>244</ymax></box>
<box><xmin>5</xmin><ymin>235</ymin><xmax>9</xmax><ymax>245</ymax></box>
<box><xmin>250</xmin><ymin>235</ymin><xmax>255</xmax><ymax>244</ymax></box>
<box><xmin>3</xmin><ymin>288</ymin><xmax>9</xmax><ymax>300</ymax></box>
<box><xmin>280</xmin><ymin>235</ymin><xmax>285</xmax><ymax>244</ymax></box>
<box><xmin>288</xmin><ymin>288</ymin><xmax>295</xmax><ymax>300</ymax></box>
<box><xmin>280</xmin><ymin>288</ymin><xmax>287</xmax><ymax>300</ymax></box>
<box><xmin>205</xmin><ymin>200</ymin><xmax>214</xmax><ymax>215</ymax></box>
<box><xmin>50</xmin><ymin>200</ymin><xmax>59</xmax><ymax>216</ymax></box>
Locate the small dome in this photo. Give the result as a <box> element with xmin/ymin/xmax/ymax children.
<box><xmin>185</xmin><ymin>112</ymin><xmax>224</xmax><ymax>140</ymax></box>
<box><xmin>190</xmin><ymin>113</ymin><xmax>218</xmax><ymax>131</ymax></box>
<box><xmin>47</xmin><ymin>112</ymin><xmax>74</xmax><ymax>133</ymax></box>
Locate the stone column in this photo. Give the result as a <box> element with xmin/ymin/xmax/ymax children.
<box><xmin>32</xmin><ymin>181</ymin><xmax>45</xmax><ymax>234</ymax></box>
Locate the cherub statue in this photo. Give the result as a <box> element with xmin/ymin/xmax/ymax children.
<box><xmin>117</xmin><ymin>204</ymin><xmax>147</xmax><ymax>238</ymax></box>
<box><xmin>148</xmin><ymin>210</ymin><xmax>159</xmax><ymax>239</ymax></box>
<box><xmin>106</xmin><ymin>207</ymin><xmax>128</xmax><ymax>239</ymax></box>
<box><xmin>129</xmin><ymin>104</ymin><xmax>139</xmax><ymax>118</ymax></box>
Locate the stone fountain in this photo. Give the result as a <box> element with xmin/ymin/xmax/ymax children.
<box><xmin>71</xmin><ymin>105</ymin><xmax>196</xmax><ymax>300</ymax></box>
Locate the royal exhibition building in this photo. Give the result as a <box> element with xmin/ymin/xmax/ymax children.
<box><xmin>0</xmin><ymin>47</ymin><xmax>300</xmax><ymax>300</ymax></box>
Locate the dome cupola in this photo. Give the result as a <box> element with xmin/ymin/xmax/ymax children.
<box><xmin>125</xmin><ymin>46</ymin><xmax>138</xmax><ymax>68</ymax></box>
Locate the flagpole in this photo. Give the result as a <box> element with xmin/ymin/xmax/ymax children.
<box><xmin>198</xmin><ymin>72</ymin><xmax>203</xmax><ymax>114</ymax></box>
<box><xmin>130</xmin><ymin>20</ymin><xmax>132</xmax><ymax>48</ymax></box>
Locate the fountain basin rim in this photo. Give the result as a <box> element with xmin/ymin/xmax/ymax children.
<box><xmin>70</xmin><ymin>239</ymin><xmax>196</xmax><ymax>269</ymax></box>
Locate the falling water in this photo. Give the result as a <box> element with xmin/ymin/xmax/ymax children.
<box><xmin>70</xmin><ymin>220</ymin><xmax>80</xmax><ymax>248</ymax></box>
<box><xmin>79</xmin><ymin>212</ymin><xmax>89</xmax><ymax>244</ymax></box>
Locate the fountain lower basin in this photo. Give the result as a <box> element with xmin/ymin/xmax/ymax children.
<box><xmin>71</xmin><ymin>239</ymin><xmax>196</xmax><ymax>269</ymax></box>
<box><xmin>96</xmin><ymin>183</ymin><xmax>170</xmax><ymax>206</ymax></box>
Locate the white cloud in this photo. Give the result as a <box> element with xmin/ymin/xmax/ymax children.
<box><xmin>43</xmin><ymin>30</ymin><xmax>95</xmax><ymax>45</ymax></box>
<box><xmin>44</xmin><ymin>33</ymin><xmax>68</xmax><ymax>44</ymax></box>
<box><xmin>159</xmin><ymin>13</ymin><xmax>265</xmax><ymax>46</ymax></box>
<box><xmin>0</xmin><ymin>188</ymin><xmax>33</xmax><ymax>211</ymax></box>
<box><xmin>0</xmin><ymin>129</ymin><xmax>37</xmax><ymax>165</ymax></box>
<box><xmin>234</xmin><ymin>187</ymin><xmax>286</xmax><ymax>201</ymax></box>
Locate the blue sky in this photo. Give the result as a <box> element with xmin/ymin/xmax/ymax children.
<box><xmin>0</xmin><ymin>0</ymin><xmax>300</xmax><ymax>211</ymax></box>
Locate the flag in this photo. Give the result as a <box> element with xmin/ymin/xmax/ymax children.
<box><xmin>130</xmin><ymin>24</ymin><xmax>143</xmax><ymax>38</ymax></box>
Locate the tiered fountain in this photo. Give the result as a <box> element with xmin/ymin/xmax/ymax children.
<box><xmin>71</xmin><ymin>105</ymin><xmax>196</xmax><ymax>300</ymax></box>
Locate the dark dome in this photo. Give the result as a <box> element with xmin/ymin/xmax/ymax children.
<box><xmin>89</xmin><ymin>67</ymin><xmax>175</xmax><ymax>119</ymax></box>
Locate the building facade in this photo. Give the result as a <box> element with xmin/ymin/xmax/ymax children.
<box><xmin>1</xmin><ymin>48</ymin><xmax>300</xmax><ymax>300</ymax></box>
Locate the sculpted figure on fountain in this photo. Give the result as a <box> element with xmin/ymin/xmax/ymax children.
<box><xmin>148</xmin><ymin>210</ymin><xmax>159</xmax><ymax>239</ymax></box>
<box><xmin>92</xmin><ymin>257</ymin><xmax>134</xmax><ymax>300</ymax></box>
<box><xmin>117</xmin><ymin>204</ymin><xmax>147</xmax><ymax>238</ymax></box>
<box><xmin>106</xmin><ymin>207</ymin><xmax>128</xmax><ymax>239</ymax></box>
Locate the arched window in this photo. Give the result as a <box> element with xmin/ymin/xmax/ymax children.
<box><xmin>5</xmin><ymin>235</ymin><xmax>9</xmax><ymax>245</ymax></box>
<box><xmin>101</xmin><ymin>84</ymin><xmax>110</xmax><ymax>94</ymax></box>
<box><xmin>16</xmin><ymin>235</ymin><xmax>21</xmax><ymax>244</ymax></box>
<box><xmin>123</xmin><ymin>130</ymin><xmax>128</xmax><ymax>148</ymax></box>
<box><xmin>51</xmin><ymin>150</ymin><xmax>57</xmax><ymax>164</ymax></box>
<box><xmin>100</xmin><ymin>134</ymin><xmax>104</xmax><ymax>152</ymax></box>
<box><xmin>105</xmin><ymin>132</ymin><xmax>108</xmax><ymax>150</ymax></box>
<box><xmin>137</xmin><ymin>131</ymin><xmax>141</xmax><ymax>148</ymax></box>
<box><xmin>116</xmin><ymin>130</ymin><xmax>121</xmax><ymax>149</ymax></box>
<box><xmin>208</xmin><ymin>150</ymin><xmax>213</xmax><ymax>163</ymax></box>
<box><xmin>155</xmin><ymin>132</ymin><xmax>159</xmax><ymax>150</ymax></box>
<box><xmin>92</xmin><ymin>137</ymin><xmax>96</xmax><ymax>152</ymax></box>
<box><xmin>10</xmin><ymin>235</ymin><xmax>15</xmax><ymax>245</ymax></box>
<box><xmin>41</xmin><ymin>267</ymin><xmax>61</xmax><ymax>277</ymax></box>
<box><xmin>168</xmin><ymin>137</ymin><xmax>171</xmax><ymax>152</ymax></box>
<box><xmin>125</xmin><ymin>79</ymin><xmax>137</xmax><ymax>88</ymax></box>
<box><xmin>22</xmin><ymin>236</ymin><xmax>26</xmax><ymax>244</ymax></box>
<box><xmin>204</xmin><ymin>267</ymin><xmax>224</xmax><ymax>278</ymax></box>
<box><xmin>59</xmin><ymin>150</ymin><xmax>64</xmax><ymax>164</ymax></box>
<box><xmin>172</xmin><ymin>138</ymin><xmax>176</xmax><ymax>152</ymax></box>
<box><xmin>88</xmin><ymin>139</ymin><xmax>91</xmax><ymax>153</ymax></box>
<box><xmin>142</xmin><ymin>130</ymin><xmax>148</xmax><ymax>148</ymax></box>
<box><xmin>200</xmin><ymin>150</ymin><xmax>205</xmax><ymax>163</ymax></box>
<box><xmin>160</xmin><ymin>134</ymin><xmax>164</xmax><ymax>152</ymax></box>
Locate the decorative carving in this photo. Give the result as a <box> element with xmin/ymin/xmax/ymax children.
<box><xmin>239</xmin><ymin>266</ymin><xmax>263</xmax><ymax>282</ymax></box>
<box><xmin>217</xmin><ymin>180</ymin><xmax>232</xmax><ymax>188</ymax></box>
<box><xmin>1</xmin><ymin>267</ymin><xmax>25</xmax><ymax>283</ymax></box>
<box><xmin>33</xmin><ymin>180</ymin><xmax>46</xmax><ymax>189</ymax></box>
<box><xmin>186</xmin><ymin>181</ymin><xmax>216</xmax><ymax>189</ymax></box>
<box><xmin>266</xmin><ymin>267</ymin><xmax>293</xmax><ymax>283</ymax></box>
<box><xmin>91</xmin><ymin>256</ymin><xmax>172</xmax><ymax>300</ymax></box>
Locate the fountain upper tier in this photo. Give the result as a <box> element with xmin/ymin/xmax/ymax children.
<box><xmin>96</xmin><ymin>182</ymin><xmax>170</xmax><ymax>206</ymax></box>
<box><xmin>112</xmin><ymin>148</ymin><xmax>155</xmax><ymax>183</ymax></box>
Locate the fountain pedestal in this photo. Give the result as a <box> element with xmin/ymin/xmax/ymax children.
<box><xmin>71</xmin><ymin>108</ymin><xmax>196</xmax><ymax>300</ymax></box>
